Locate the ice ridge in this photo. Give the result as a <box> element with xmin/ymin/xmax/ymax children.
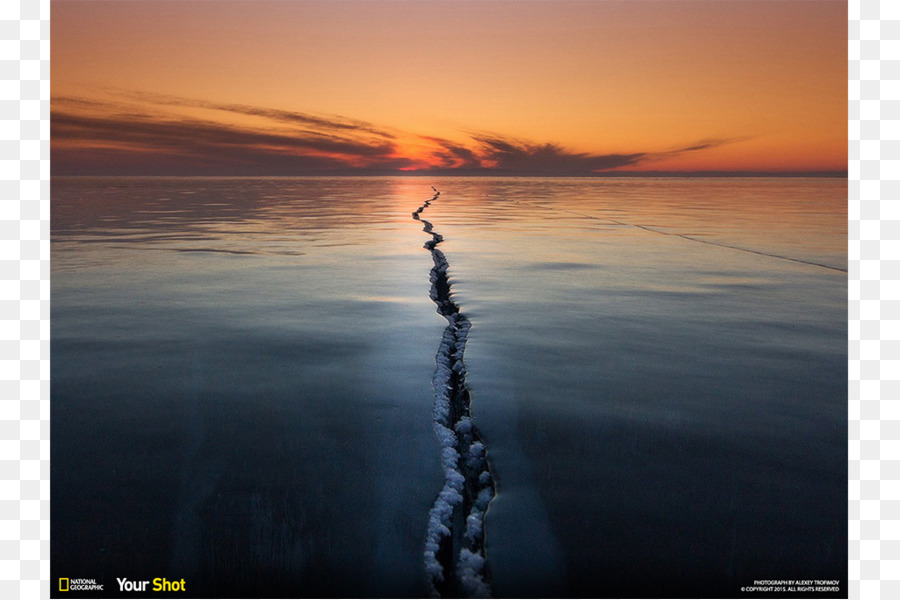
<box><xmin>414</xmin><ymin>188</ymin><xmax>495</xmax><ymax>599</ymax></box>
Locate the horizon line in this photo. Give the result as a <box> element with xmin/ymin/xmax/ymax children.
<box><xmin>51</xmin><ymin>169</ymin><xmax>849</xmax><ymax>179</ymax></box>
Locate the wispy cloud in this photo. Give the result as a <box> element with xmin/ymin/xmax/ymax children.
<box><xmin>52</xmin><ymin>93</ymin><xmax>410</xmax><ymax>175</ymax></box>
<box><xmin>419</xmin><ymin>136</ymin><xmax>483</xmax><ymax>169</ymax></box>
<box><xmin>106</xmin><ymin>89</ymin><xmax>397</xmax><ymax>141</ymax></box>
<box><xmin>51</xmin><ymin>89</ymin><xmax>752</xmax><ymax>175</ymax></box>
<box><xmin>53</xmin><ymin>112</ymin><xmax>397</xmax><ymax>159</ymax></box>
<box><xmin>469</xmin><ymin>134</ymin><xmax>647</xmax><ymax>174</ymax></box>
<box><xmin>433</xmin><ymin>134</ymin><xmax>751</xmax><ymax>175</ymax></box>
<box><xmin>662</xmin><ymin>136</ymin><xmax>753</xmax><ymax>156</ymax></box>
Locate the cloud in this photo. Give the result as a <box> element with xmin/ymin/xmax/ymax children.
<box><xmin>53</xmin><ymin>112</ymin><xmax>397</xmax><ymax>159</ymax></box>
<box><xmin>470</xmin><ymin>134</ymin><xmax>647</xmax><ymax>173</ymax></box>
<box><xmin>663</xmin><ymin>136</ymin><xmax>753</xmax><ymax>155</ymax></box>
<box><xmin>51</xmin><ymin>89</ymin><xmax>752</xmax><ymax>175</ymax></box>
<box><xmin>453</xmin><ymin>134</ymin><xmax>752</xmax><ymax>175</ymax></box>
<box><xmin>51</xmin><ymin>95</ymin><xmax>410</xmax><ymax>175</ymax></box>
<box><xmin>407</xmin><ymin>134</ymin><xmax>751</xmax><ymax>175</ymax></box>
<box><xmin>105</xmin><ymin>89</ymin><xmax>397</xmax><ymax>141</ymax></box>
<box><xmin>419</xmin><ymin>136</ymin><xmax>483</xmax><ymax>169</ymax></box>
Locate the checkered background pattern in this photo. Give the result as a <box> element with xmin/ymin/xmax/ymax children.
<box><xmin>2</xmin><ymin>0</ymin><xmax>48</xmax><ymax>598</ymax></box>
<box><xmin>850</xmin><ymin>0</ymin><xmax>900</xmax><ymax>599</ymax></box>
<box><xmin>0</xmin><ymin>0</ymin><xmax>885</xmax><ymax>598</ymax></box>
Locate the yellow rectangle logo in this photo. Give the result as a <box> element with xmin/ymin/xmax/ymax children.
<box><xmin>59</xmin><ymin>578</ymin><xmax>69</xmax><ymax>592</ymax></box>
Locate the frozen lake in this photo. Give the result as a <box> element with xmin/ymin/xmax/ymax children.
<box><xmin>51</xmin><ymin>176</ymin><xmax>847</xmax><ymax>598</ymax></box>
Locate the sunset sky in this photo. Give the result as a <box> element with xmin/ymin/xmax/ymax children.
<box><xmin>51</xmin><ymin>0</ymin><xmax>847</xmax><ymax>176</ymax></box>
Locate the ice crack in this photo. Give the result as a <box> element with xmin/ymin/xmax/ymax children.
<box><xmin>414</xmin><ymin>188</ymin><xmax>495</xmax><ymax>599</ymax></box>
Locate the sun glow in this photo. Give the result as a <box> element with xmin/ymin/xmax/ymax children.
<box><xmin>52</xmin><ymin>0</ymin><xmax>847</xmax><ymax>176</ymax></box>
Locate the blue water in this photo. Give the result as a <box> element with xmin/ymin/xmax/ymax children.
<box><xmin>51</xmin><ymin>176</ymin><xmax>847</xmax><ymax>598</ymax></box>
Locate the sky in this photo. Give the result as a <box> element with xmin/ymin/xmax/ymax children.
<box><xmin>51</xmin><ymin>0</ymin><xmax>848</xmax><ymax>176</ymax></box>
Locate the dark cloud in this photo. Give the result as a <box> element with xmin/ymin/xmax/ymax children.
<box><xmin>463</xmin><ymin>134</ymin><xmax>646</xmax><ymax>174</ymax></box>
<box><xmin>51</xmin><ymin>144</ymin><xmax>363</xmax><ymax>177</ymax></box>
<box><xmin>106</xmin><ymin>89</ymin><xmax>396</xmax><ymax>140</ymax></box>
<box><xmin>51</xmin><ymin>107</ymin><xmax>409</xmax><ymax>175</ymax></box>
<box><xmin>415</xmin><ymin>134</ymin><xmax>750</xmax><ymax>175</ymax></box>
<box><xmin>420</xmin><ymin>136</ymin><xmax>482</xmax><ymax>169</ymax></box>
<box><xmin>51</xmin><ymin>90</ymin><xmax>753</xmax><ymax>175</ymax></box>
<box><xmin>53</xmin><ymin>113</ymin><xmax>396</xmax><ymax>158</ymax></box>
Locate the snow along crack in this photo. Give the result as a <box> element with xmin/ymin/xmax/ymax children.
<box><xmin>414</xmin><ymin>187</ymin><xmax>495</xmax><ymax>599</ymax></box>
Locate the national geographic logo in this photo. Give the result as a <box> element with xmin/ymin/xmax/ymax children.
<box><xmin>59</xmin><ymin>578</ymin><xmax>104</xmax><ymax>592</ymax></box>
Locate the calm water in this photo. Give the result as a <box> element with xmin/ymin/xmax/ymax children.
<box><xmin>51</xmin><ymin>177</ymin><xmax>847</xmax><ymax>598</ymax></box>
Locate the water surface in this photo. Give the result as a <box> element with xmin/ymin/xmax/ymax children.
<box><xmin>52</xmin><ymin>176</ymin><xmax>847</xmax><ymax>598</ymax></box>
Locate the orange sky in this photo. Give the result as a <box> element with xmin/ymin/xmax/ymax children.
<box><xmin>51</xmin><ymin>0</ymin><xmax>847</xmax><ymax>175</ymax></box>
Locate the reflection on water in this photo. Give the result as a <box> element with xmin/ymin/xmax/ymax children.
<box><xmin>52</xmin><ymin>176</ymin><xmax>846</xmax><ymax>598</ymax></box>
<box><xmin>52</xmin><ymin>177</ymin><xmax>446</xmax><ymax>598</ymax></box>
<box><xmin>422</xmin><ymin>177</ymin><xmax>846</xmax><ymax>598</ymax></box>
